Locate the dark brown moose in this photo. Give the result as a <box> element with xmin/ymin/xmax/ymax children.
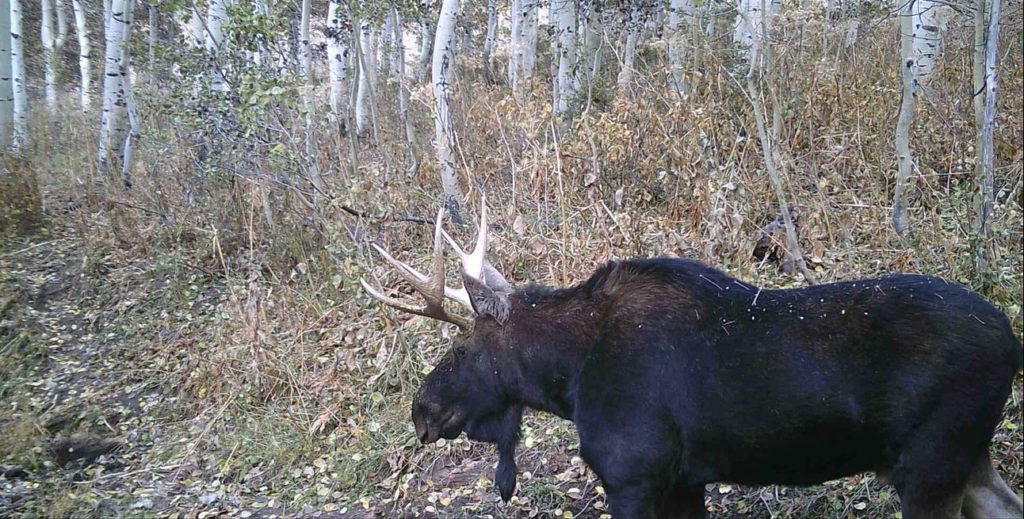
<box><xmin>361</xmin><ymin>198</ymin><xmax>1023</xmax><ymax>519</ymax></box>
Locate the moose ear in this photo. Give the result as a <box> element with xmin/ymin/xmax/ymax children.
<box><xmin>461</xmin><ymin>268</ymin><xmax>511</xmax><ymax>325</ymax></box>
<box><xmin>481</xmin><ymin>261</ymin><xmax>512</xmax><ymax>294</ymax></box>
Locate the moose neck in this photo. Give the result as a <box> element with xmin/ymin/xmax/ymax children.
<box><xmin>499</xmin><ymin>285</ymin><xmax>604</xmax><ymax>420</ymax></box>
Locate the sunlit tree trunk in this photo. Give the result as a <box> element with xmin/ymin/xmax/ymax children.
<box><xmin>393</xmin><ymin>7</ymin><xmax>417</xmax><ymax>171</ymax></box>
<box><xmin>71</xmin><ymin>0</ymin><xmax>91</xmax><ymax>113</ymax></box>
<box><xmin>147</xmin><ymin>2</ymin><xmax>156</xmax><ymax>72</ymax></box>
<box><xmin>41</xmin><ymin>0</ymin><xmax>58</xmax><ymax>114</ymax></box>
<box><xmin>417</xmin><ymin>15</ymin><xmax>434</xmax><ymax>83</ymax></box>
<box><xmin>972</xmin><ymin>0</ymin><xmax>1002</xmax><ymax>275</ymax></box>
<box><xmin>909</xmin><ymin>0</ymin><xmax>943</xmax><ymax>83</ymax></box>
<box><xmin>521</xmin><ymin>0</ymin><xmax>537</xmax><ymax>86</ymax></box>
<box><xmin>617</xmin><ymin>2</ymin><xmax>643</xmax><ymax>96</ymax></box>
<box><xmin>553</xmin><ymin>0</ymin><xmax>577</xmax><ymax>116</ymax></box>
<box><xmin>356</xmin><ymin>20</ymin><xmax>376</xmax><ymax>137</ymax></box>
<box><xmin>187</xmin><ymin>1</ymin><xmax>203</xmax><ymax>47</ymax></box>
<box><xmin>98</xmin><ymin>0</ymin><xmax>135</xmax><ymax>184</ymax></box>
<box><xmin>483</xmin><ymin>0</ymin><xmax>497</xmax><ymax>67</ymax></box>
<box><xmin>667</xmin><ymin>0</ymin><xmax>693</xmax><ymax>95</ymax></box>
<box><xmin>206</xmin><ymin>0</ymin><xmax>230</xmax><ymax>92</ymax></box>
<box><xmin>327</xmin><ymin>0</ymin><xmax>349</xmax><ymax>135</ymax></box>
<box><xmin>0</xmin><ymin>0</ymin><xmax>12</xmax><ymax>149</ymax></box>
<box><xmin>734</xmin><ymin>0</ymin><xmax>779</xmax><ymax>64</ymax></box>
<box><xmin>11</xmin><ymin>0</ymin><xmax>26</xmax><ymax>142</ymax></box>
<box><xmin>893</xmin><ymin>2</ymin><xmax>916</xmax><ymax>234</ymax></box>
<box><xmin>577</xmin><ymin>0</ymin><xmax>601</xmax><ymax>87</ymax></box>
<box><xmin>56</xmin><ymin>0</ymin><xmax>67</xmax><ymax>49</ymax></box>
<box><xmin>510</xmin><ymin>0</ymin><xmax>537</xmax><ymax>100</ymax></box>
<box><xmin>433</xmin><ymin>0</ymin><xmax>466</xmax><ymax>223</ymax></box>
<box><xmin>508</xmin><ymin>0</ymin><xmax>521</xmax><ymax>86</ymax></box>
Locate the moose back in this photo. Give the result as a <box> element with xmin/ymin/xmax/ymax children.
<box><xmin>362</xmin><ymin>202</ymin><xmax>1022</xmax><ymax>519</ymax></box>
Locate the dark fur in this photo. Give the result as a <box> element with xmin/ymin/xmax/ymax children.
<box><xmin>411</xmin><ymin>258</ymin><xmax>1022</xmax><ymax>518</ymax></box>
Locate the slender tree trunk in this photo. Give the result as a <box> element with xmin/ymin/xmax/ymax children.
<box><xmin>393</xmin><ymin>7</ymin><xmax>418</xmax><ymax>172</ymax></box>
<box><xmin>41</xmin><ymin>0</ymin><xmax>58</xmax><ymax>115</ymax></box>
<box><xmin>667</xmin><ymin>0</ymin><xmax>693</xmax><ymax>95</ymax></box>
<box><xmin>909</xmin><ymin>0</ymin><xmax>942</xmax><ymax>83</ymax></box>
<box><xmin>11</xmin><ymin>0</ymin><xmax>27</xmax><ymax>143</ymax></box>
<box><xmin>56</xmin><ymin>0</ymin><xmax>67</xmax><ymax>48</ymax></box>
<box><xmin>121</xmin><ymin>61</ymin><xmax>140</xmax><ymax>187</ymax></box>
<box><xmin>0</xmin><ymin>0</ymin><xmax>12</xmax><ymax>149</ymax></box>
<box><xmin>617</xmin><ymin>3</ymin><xmax>642</xmax><ymax>97</ymax></box>
<box><xmin>417</xmin><ymin>15</ymin><xmax>434</xmax><ymax>83</ymax></box>
<box><xmin>71</xmin><ymin>0</ymin><xmax>91</xmax><ymax>113</ymax></box>
<box><xmin>148</xmin><ymin>2</ymin><xmax>156</xmax><ymax>72</ymax></box>
<box><xmin>973</xmin><ymin>0</ymin><xmax>1001</xmax><ymax>275</ymax></box>
<box><xmin>433</xmin><ymin>0</ymin><xmax>466</xmax><ymax>223</ymax></box>
<box><xmin>893</xmin><ymin>3</ymin><xmax>916</xmax><ymax>234</ymax></box>
<box><xmin>734</xmin><ymin>0</ymin><xmax>779</xmax><ymax>64</ymax></box>
<box><xmin>483</xmin><ymin>0</ymin><xmax>498</xmax><ymax>68</ymax></box>
<box><xmin>206</xmin><ymin>0</ymin><xmax>230</xmax><ymax>92</ymax></box>
<box><xmin>98</xmin><ymin>0</ymin><xmax>134</xmax><ymax>183</ymax></box>
<box><xmin>508</xmin><ymin>0</ymin><xmax>520</xmax><ymax>85</ymax></box>
<box><xmin>327</xmin><ymin>0</ymin><xmax>349</xmax><ymax>136</ymax></box>
<box><xmin>553</xmin><ymin>0</ymin><xmax>577</xmax><ymax>116</ymax></box>
<box><xmin>522</xmin><ymin>0</ymin><xmax>537</xmax><ymax>85</ymax></box>
<box><xmin>356</xmin><ymin>21</ymin><xmax>375</xmax><ymax>137</ymax></box>
<box><xmin>745</xmin><ymin>0</ymin><xmax>815</xmax><ymax>282</ymax></box>
<box><xmin>577</xmin><ymin>0</ymin><xmax>601</xmax><ymax>87</ymax></box>
<box><xmin>511</xmin><ymin>0</ymin><xmax>537</xmax><ymax>100</ymax></box>
<box><xmin>187</xmin><ymin>1</ymin><xmax>203</xmax><ymax>47</ymax></box>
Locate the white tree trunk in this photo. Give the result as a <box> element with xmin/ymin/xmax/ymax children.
<box><xmin>483</xmin><ymin>0</ymin><xmax>497</xmax><ymax>66</ymax></box>
<box><xmin>327</xmin><ymin>0</ymin><xmax>348</xmax><ymax>134</ymax></box>
<box><xmin>974</xmin><ymin>0</ymin><xmax>1002</xmax><ymax>271</ymax></box>
<box><xmin>98</xmin><ymin>0</ymin><xmax>134</xmax><ymax>181</ymax></box>
<box><xmin>510</xmin><ymin>0</ymin><xmax>537</xmax><ymax>100</ymax></box>
<box><xmin>553</xmin><ymin>0</ymin><xmax>577</xmax><ymax>115</ymax></box>
<box><xmin>393</xmin><ymin>7</ymin><xmax>417</xmax><ymax>168</ymax></box>
<box><xmin>522</xmin><ymin>0</ymin><xmax>538</xmax><ymax>83</ymax></box>
<box><xmin>908</xmin><ymin>0</ymin><xmax>945</xmax><ymax>83</ymax></box>
<box><xmin>893</xmin><ymin>3</ymin><xmax>916</xmax><ymax>234</ymax></box>
<box><xmin>734</xmin><ymin>0</ymin><xmax>780</xmax><ymax>63</ymax></box>
<box><xmin>187</xmin><ymin>1</ymin><xmax>203</xmax><ymax>47</ymax></box>
<box><xmin>56</xmin><ymin>0</ymin><xmax>67</xmax><ymax>48</ymax></box>
<box><xmin>41</xmin><ymin>0</ymin><xmax>58</xmax><ymax>114</ymax></box>
<box><xmin>432</xmin><ymin>0</ymin><xmax>466</xmax><ymax>222</ymax></box>
<box><xmin>577</xmin><ymin>0</ymin><xmax>602</xmax><ymax>86</ymax></box>
<box><xmin>206</xmin><ymin>0</ymin><xmax>230</xmax><ymax>92</ymax></box>
<box><xmin>508</xmin><ymin>0</ymin><xmax>521</xmax><ymax>86</ymax></box>
<box><xmin>0</xmin><ymin>0</ymin><xmax>12</xmax><ymax>149</ymax></box>
<box><xmin>71</xmin><ymin>0</ymin><xmax>90</xmax><ymax>113</ymax></box>
<box><xmin>667</xmin><ymin>0</ymin><xmax>693</xmax><ymax>95</ymax></box>
<box><xmin>298</xmin><ymin>0</ymin><xmax>311</xmax><ymax>77</ymax></box>
<box><xmin>617</xmin><ymin>3</ymin><xmax>643</xmax><ymax>95</ymax></box>
<box><xmin>417</xmin><ymin>16</ymin><xmax>434</xmax><ymax>83</ymax></box>
<box><xmin>356</xmin><ymin>21</ymin><xmax>376</xmax><ymax>136</ymax></box>
<box><xmin>11</xmin><ymin>0</ymin><xmax>27</xmax><ymax>141</ymax></box>
<box><xmin>147</xmin><ymin>2</ymin><xmax>156</xmax><ymax>72</ymax></box>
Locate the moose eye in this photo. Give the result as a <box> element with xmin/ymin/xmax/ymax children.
<box><xmin>454</xmin><ymin>346</ymin><xmax>468</xmax><ymax>358</ymax></box>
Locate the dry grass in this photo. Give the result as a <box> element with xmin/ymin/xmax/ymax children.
<box><xmin>1</xmin><ymin>8</ymin><xmax>1022</xmax><ymax>518</ymax></box>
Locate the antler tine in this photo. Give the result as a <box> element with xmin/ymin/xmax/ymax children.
<box><xmin>361</xmin><ymin>208</ymin><xmax>473</xmax><ymax>329</ymax></box>
<box><xmin>441</xmin><ymin>194</ymin><xmax>489</xmax><ymax>280</ymax></box>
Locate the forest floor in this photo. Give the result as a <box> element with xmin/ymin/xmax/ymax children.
<box><xmin>0</xmin><ymin>217</ymin><xmax>1021</xmax><ymax>518</ymax></box>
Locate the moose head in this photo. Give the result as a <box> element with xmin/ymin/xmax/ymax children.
<box><xmin>360</xmin><ymin>197</ymin><xmax>524</xmax><ymax>501</ymax></box>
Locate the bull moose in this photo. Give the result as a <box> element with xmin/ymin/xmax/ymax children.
<box><xmin>361</xmin><ymin>198</ymin><xmax>1023</xmax><ymax>519</ymax></box>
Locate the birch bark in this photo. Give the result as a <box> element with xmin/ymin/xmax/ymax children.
<box><xmin>433</xmin><ymin>0</ymin><xmax>466</xmax><ymax>223</ymax></box>
<box><xmin>11</xmin><ymin>0</ymin><xmax>26</xmax><ymax>140</ymax></box>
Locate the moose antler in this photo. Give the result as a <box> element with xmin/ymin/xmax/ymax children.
<box><xmin>360</xmin><ymin>208</ymin><xmax>474</xmax><ymax>329</ymax></box>
<box><xmin>443</xmin><ymin>195</ymin><xmax>513</xmax><ymax>294</ymax></box>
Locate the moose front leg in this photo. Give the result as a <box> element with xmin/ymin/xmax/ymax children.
<box><xmin>657</xmin><ymin>484</ymin><xmax>707</xmax><ymax>519</ymax></box>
